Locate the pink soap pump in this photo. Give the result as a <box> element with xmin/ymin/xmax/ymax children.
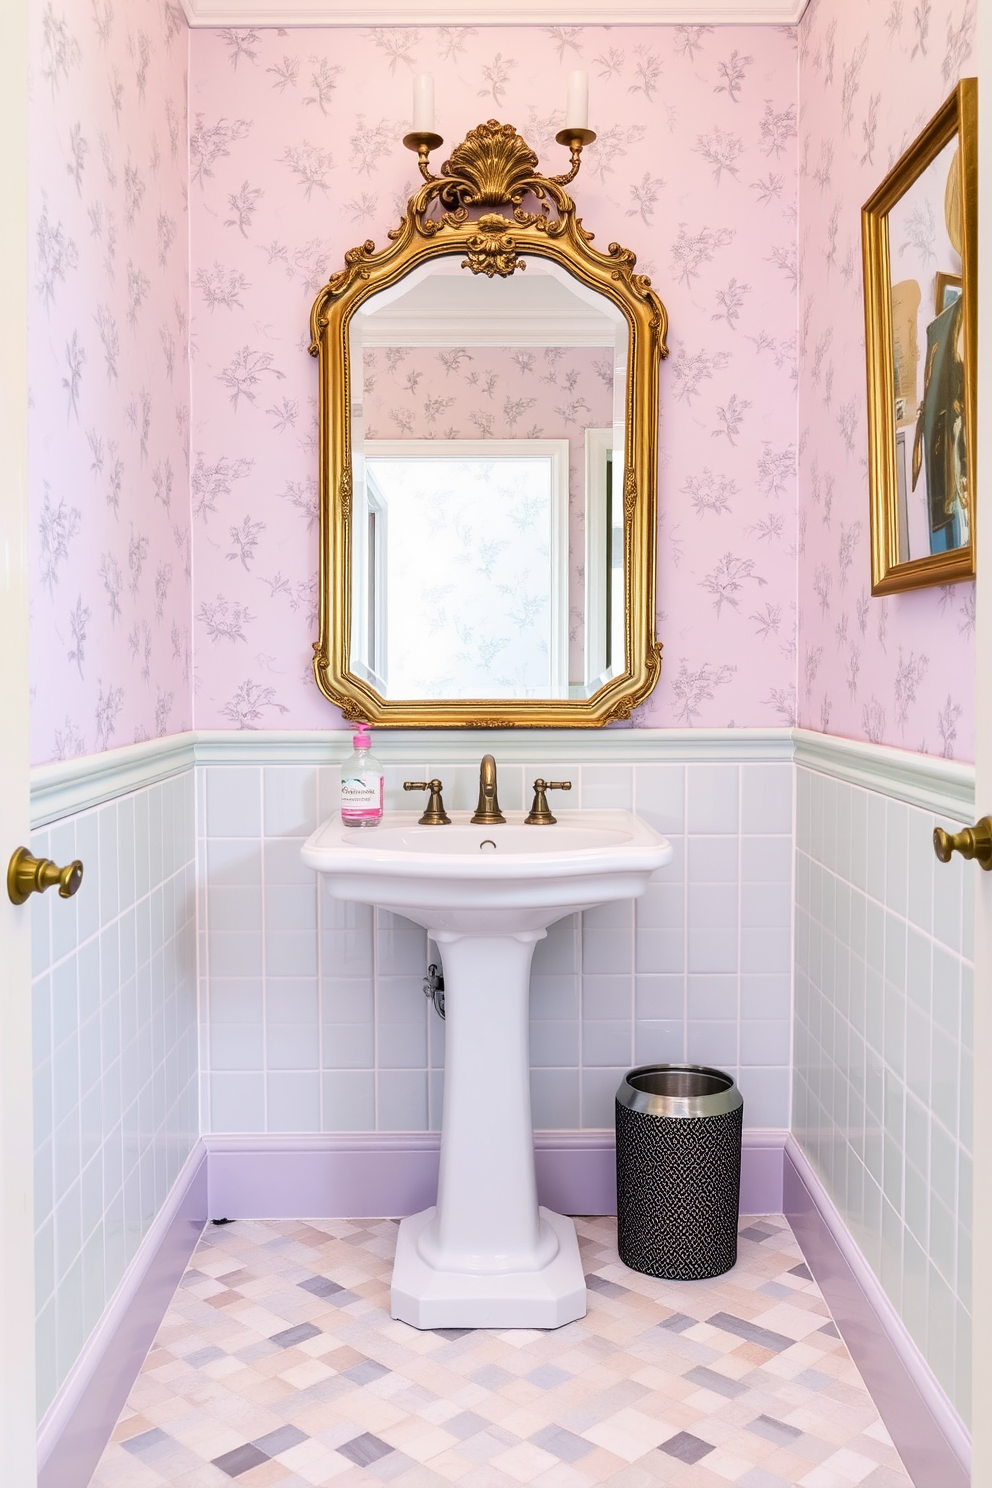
<box><xmin>340</xmin><ymin>723</ymin><xmax>384</xmax><ymax>828</ymax></box>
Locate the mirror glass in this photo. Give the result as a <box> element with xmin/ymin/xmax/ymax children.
<box><xmin>348</xmin><ymin>257</ymin><xmax>628</xmax><ymax>701</ymax></box>
<box><xmin>886</xmin><ymin>135</ymin><xmax>968</xmax><ymax>564</ymax></box>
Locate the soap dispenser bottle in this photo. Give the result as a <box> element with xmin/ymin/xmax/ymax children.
<box><xmin>340</xmin><ymin>723</ymin><xmax>384</xmax><ymax>828</ymax></box>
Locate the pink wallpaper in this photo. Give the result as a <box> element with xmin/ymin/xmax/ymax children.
<box><xmin>31</xmin><ymin>15</ymin><xmax>972</xmax><ymax>755</ymax></box>
<box><xmin>797</xmin><ymin>0</ymin><xmax>976</xmax><ymax>758</ymax></box>
<box><xmin>188</xmin><ymin>25</ymin><xmax>800</xmax><ymax>732</ymax></box>
<box><xmin>29</xmin><ymin>0</ymin><xmax>192</xmax><ymax>764</ymax></box>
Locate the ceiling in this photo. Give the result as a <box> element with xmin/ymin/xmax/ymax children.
<box><xmin>180</xmin><ymin>0</ymin><xmax>809</xmax><ymax>28</ymax></box>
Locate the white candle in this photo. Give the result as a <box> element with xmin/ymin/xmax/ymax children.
<box><xmin>564</xmin><ymin>70</ymin><xmax>588</xmax><ymax>132</ymax></box>
<box><xmin>412</xmin><ymin>74</ymin><xmax>435</xmax><ymax>134</ymax></box>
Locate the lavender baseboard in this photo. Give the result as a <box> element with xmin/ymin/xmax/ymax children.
<box><xmin>784</xmin><ymin>1135</ymin><xmax>969</xmax><ymax>1488</ymax></box>
<box><xmin>203</xmin><ymin>1127</ymin><xmax>787</xmax><ymax>1220</ymax></box>
<box><xmin>37</xmin><ymin>1140</ymin><xmax>208</xmax><ymax>1488</ymax></box>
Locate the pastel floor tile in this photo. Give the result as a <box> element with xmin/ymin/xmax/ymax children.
<box><xmin>87</xmin><ymin>1217</ymin><xmax>911</xmax><ymax>1488</ymax></box>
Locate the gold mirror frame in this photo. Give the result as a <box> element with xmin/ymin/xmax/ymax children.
<box><xmin>862</xmin><ymin>78</ymin><xmax>977</xmax><ymax>596</ymax></box>
<box><xmin>308</xmin><ymin>120</ymin><xmax>669</xmax><ymax>726</ymax></box>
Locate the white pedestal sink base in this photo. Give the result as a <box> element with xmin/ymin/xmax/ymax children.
<box><xmin>301</xmin><ymin>810</ymin><xmax>672</xmax><ymax>1333</ymax></box>
<box><xmin>391</xmin><ymin>1207</ymin><xmax>587</xmax><ymax>1330</ymax></box>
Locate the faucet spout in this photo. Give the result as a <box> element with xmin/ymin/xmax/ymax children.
<box><xmin>471</xmin><ymin>753</ymin><xmax>506</xmax><ymax>825</ymax></box>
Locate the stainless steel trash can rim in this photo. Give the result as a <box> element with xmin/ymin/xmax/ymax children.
<box><xmin>616</xmin><ymin>1063</ymin><xmax>743</xmax><ymax>1119</ymax></box>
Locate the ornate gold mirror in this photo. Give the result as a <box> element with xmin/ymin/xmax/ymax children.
<box><xmin>309</xmin><ymin>120</ymin><xmax>668</xmax><ymax>726</ymax></box>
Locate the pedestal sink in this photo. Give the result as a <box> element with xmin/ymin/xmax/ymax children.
<box><xmin>301</xmin><ymin>809</ymin><xmax>672</xmax><ymax>1329</ymax></box>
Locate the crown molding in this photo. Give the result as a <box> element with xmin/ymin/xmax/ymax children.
<box><xmin>179</xmin><ymin>0</ymin><xmax>808</xmax><ymax>28</ymax></box>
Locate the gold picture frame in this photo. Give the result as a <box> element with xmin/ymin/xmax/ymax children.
<box><xmin>308</xmin><ymin>120</ymin><xmax>668</xmax><ymax>727</ymax></box>
<box><xmin>862</xmin><ymin>78</ymin><xmax>977</xmax><ymax>595</ymax></box>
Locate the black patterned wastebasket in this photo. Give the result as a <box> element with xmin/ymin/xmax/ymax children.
<box><xmin>615</xmin><ymin>1064</ymin><xmax>743</xmax><ymax>1280</ymax></box>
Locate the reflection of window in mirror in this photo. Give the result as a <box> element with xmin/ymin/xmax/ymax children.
<box><xmin>358</xmin><ymin>440</ymin><xmax>569</xmax><ymax>701</ymax></box>
<box><xmin>584</xmin><ymin>428</ymin><xmax>625</xmax><ymax>691</ymax></box>
<box><xmin>351</xmin><ymin>459</ymin><xmax>388</xmax><ymax>692</ymax></box>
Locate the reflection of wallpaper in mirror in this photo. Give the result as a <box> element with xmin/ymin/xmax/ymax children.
<box><xmin>358</xmin><ymin>443</ymin><xmax>569</xmax><ymax>700</ymax></box>
<box><xmin>887</xmin><ymin>136</ymin><xmax>967</xmax><ymax>564</ymax></box>
<box><xmin>359</xmin><ymin>345</ymin><xmax>614</xmax><ymax>683</ymax></box>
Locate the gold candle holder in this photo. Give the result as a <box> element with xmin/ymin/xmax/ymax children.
<box><xmin>554</xmin><ymin>126</ymin><xmax>597</xmax><ymax>184</ymax></box>
<box><xmin>403</xmin><ymin>129</ymin><xmax>444</xmax><ymax>177</ymax></box>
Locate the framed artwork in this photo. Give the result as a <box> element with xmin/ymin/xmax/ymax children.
<box><xmin>862</xmin><ymin>78</ymin><xmax>977</xmax><ymax>594</ymax></box>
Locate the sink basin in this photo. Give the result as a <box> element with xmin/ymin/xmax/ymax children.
<box><xmin>343</xmin><ymin>821</ymin><xmax>630</xmax><ymax>852</ymax></box>
<box><xmin>302</xmin><ymin>807</ymin><xmax>672</xmax><ymax>1329</ymax></box>
<box><xmin>302</xmin><ymin>809</ymin><xmax>670</xmax><ymax>933</ymax></box>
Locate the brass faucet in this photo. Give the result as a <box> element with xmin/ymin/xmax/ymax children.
<box><xmin>471</xmin><ymin>754</ymin><xmax>505</xmax><ymax>825</ymax></box>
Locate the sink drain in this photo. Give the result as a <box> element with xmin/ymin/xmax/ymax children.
<box><xmin>479</xmin><ymin>839</ymin><xmax>497</xmax><ymax>851</ymax></box>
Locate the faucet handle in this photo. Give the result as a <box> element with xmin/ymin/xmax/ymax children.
<box><xmin>404</xmin><ymin>779</ymin><xmax>451</xmax><ymax>825</ymax></box>
<box><xmin>525</xmin><ymin>779</ymin><xmax>572</xmax><ymax>826</ymax></box>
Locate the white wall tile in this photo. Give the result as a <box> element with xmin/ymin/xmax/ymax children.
<box><xmin>634</xmin><ymin>764</ymin><xmax>684</xmax><ymax>834</ymax></box>
<box><xmin>581</xmin><ymin>764</ymin><xmax>633</xmax><ymax>811</ymax></box>
<box><xmin>686</xmin><ymin>765</ymin><xmax>738</xmax><ymax>835</ymax></box>
<box><xmin>580</xmin><ymin>1067</ymin><xmax>626</xmax><ymax>1128</ymax></box>
<box><xmin>582</xmin><ymin>927</ymin><xmax>633</xmax><ymax>976</ymax></box>
<box><xmin>211</xmin><ymin>1072</ymin><xmax>265</xmax><ymax>1130</ymax></box>
<box><xmin>582</xmin><ymin>1022</ymin><xmax>632</xmax><ymax>1067</ymax></box>
<box><xmin>206</xmin><ymin>766</ymin><xmax>262</xmax><ymax>838</ymax></box>
<box><xmin>377</xmin><ymin>1070</ymin><xmax>428</xmax><ymax>1130</ymax></box>
<box><xmin>582</xmin><ymin>974</ymin><xmax>633</xmax><ymax>1020</ymax></box>
<box><xmin>530</xmin><ymin>1021</ymin><xmax>579</xmax><ymax>1067</ymax></box>
<box><xmin>267</xmin><ymin>1072</ymin><xmax>320</xmax><ymax>1131</ymax></box>
<box><xmin>793</xmin><ymin>763</ymin><xmax>971</xmax><ymax>1430</ymax></box>
<box><xmin>635</xmin><ymin>927</ymin><xmax>684</xmax><ymax>975</ymax></box>
<box><xmin>633</xmin><ymin>1021</ymin><xmax>685</xmax><ymax>1064</ymax></box>
<box><xmin>742</xmin><ymin>835</ymin><xmax>791</xmax><ymax>883</ymax></box>
<box><xmin>263</xmin><ymin>766</ymin><xmax>317</xmax><ymax>838</ymax></box>
<box><xmin>323</xmin><ymin>1071</ymin><xmax>376</xmax><ymax>1131</ymax></box>
<box><xmin>688</xmin><ymin>836</ymin><xmax>738</xmax><ymax>882</ymax></box>
<box><xmin>740</xmin><ymin>763</ymin><xmax>792</xmax><ymax>835</ymax></box>
<box><xmin>688</xmin><ymin>928</ymin><xmax>737</xmax><ymax>975</ymax></box>
<box><xmin>530</xmin><ymin>1069</ymin><xmax>580</xmax><ymax>1129</ymax></box>
<box><xmin>686</xmin><ymin>1021</ymin><xmax>737</xmax><ymax>1066</ymax></box>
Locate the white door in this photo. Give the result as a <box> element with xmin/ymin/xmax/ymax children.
<box><xmin>0</xmin><ymin>0</ymin><xmax>39</xmax><ymax>1479</ymax></box>
<box><xmin>971</xmin><ymin>10</ymin><xmax>991</xmax><ymax>1481</ymax></box>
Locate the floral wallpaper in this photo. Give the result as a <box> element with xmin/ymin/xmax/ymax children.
<box><xmin>30</xmin><ymin>13</ymin><xmax>974</xmax><ymax>757</ymax></box>
<box><xmin>188</xmin><ymin>24</ymin><xmax>800</xmax><ymax>733</ymax></box>
<box><xmin>29</xmin><ymin>0</ymin><xmax>191</xmax><ymax>765</ymax></box>
<box><xmin>797</xmin><ymin>0</ymin><xmax>976</xmax><ymax>759</ymax></box>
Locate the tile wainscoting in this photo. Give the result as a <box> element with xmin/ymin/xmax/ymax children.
<box><xmin>29</xmin><ymin>769</ymin><xmax>199</xmax><ymax>1426</ymax></box>
<box><xmin>195</xmin><ymin>737</ymin><xmax>795</xmax><ymax>1139</ymax></box>
<box><xmin>793</xmin><ymin>749</ymin><xmax>974</xmax><ymax>1430</ymax></box>
<box><xmin>28</xmin><ymin>726</ymin><xmax>976</xmax><ymax>1475</ymax></box>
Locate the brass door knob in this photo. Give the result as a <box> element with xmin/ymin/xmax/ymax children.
<box><xmin>933</xmin><ymin>817</ymin><xmax>992</xmax><ymax>870</ymax></box>
<box><xmin>7</xmin><ymin>847</ymin><xmax>84</xmax><ymax>905</ymax></box>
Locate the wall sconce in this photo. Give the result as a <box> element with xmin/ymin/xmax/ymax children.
<box><xmin>402</xmin><ymin>71</ymin><xmax>597</xmax><ymax>181</ymax></box>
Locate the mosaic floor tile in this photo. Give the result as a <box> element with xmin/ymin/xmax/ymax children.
<box><xmin>88</xmin><ymin>1217</ymin><xmax>911</xmax><ymax>1488</ymax></box>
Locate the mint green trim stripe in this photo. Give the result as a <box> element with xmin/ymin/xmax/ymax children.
<box><xmin>30</xmin><ymin>727</ymin><xmax>975</xmax><ymax>827</ymax></box>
